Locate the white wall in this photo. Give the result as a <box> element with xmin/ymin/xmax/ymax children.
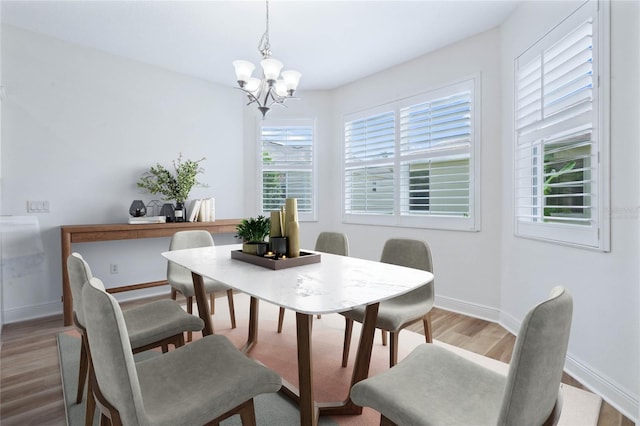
<box><xmin>330</xmin><ymin>28</ymin><xmax>504</xmax><ymax>320</ymax></box>
<box><xmin>0</xmin><ymin>25</ymin><xmax>245</xmax><ymax>321</ymax></box>
<box><xmin>500</xmin><ymin>1</ymin><xmax>639</xmax><ymax>419</ymax></box>
<box><xmin>0</xmin><ymin>3</ymin><xmax>3</xmax><ymax>333</ymax></box>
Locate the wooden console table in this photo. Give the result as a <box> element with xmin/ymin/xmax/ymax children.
<box><xmin>60</xmin><ymin>219</ymin><xmax>242</xmax><ymax>325</ymax></box>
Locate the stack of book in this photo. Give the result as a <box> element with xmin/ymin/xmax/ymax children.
<box><xmin>128</xmin><ymin>216</ymin><xmax>166</xmax><ymax>224</ymax></box>
<box><xmin>188</xmin><ymin>198</ymin><xmax>216</xmax><ymax>222</ymax></box>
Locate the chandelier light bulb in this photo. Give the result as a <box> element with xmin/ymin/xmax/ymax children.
<box><xmin>275</xmin><ymin>80</ymin><xmax>288</xmax><ymax>97</ymax></box>
<box><xmin>245</xmin><ymin>77</ymin><xmax>262</xmax><ymax>95</ymax></box>
<box><xmin>261</xmin><ymin>58</ymin><xmax>283</xmax><ymax>83</ymax></box>
<box><xmin>232</xmin><ymin>60</ymin><xmax>255</xmax><ymax>87</ymax></box>
<box><xmin>281</xmin><ymin>70</ymin><xmax>302</xmax><ymax>94</ymax></box>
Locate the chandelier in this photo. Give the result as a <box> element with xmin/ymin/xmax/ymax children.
<box><xmin>232</xmin><ymin>1</ymin><xmax>301</xmax><ymax>119</ymax></box>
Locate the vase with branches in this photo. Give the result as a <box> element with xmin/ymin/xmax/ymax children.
<box><xmin>137</xmin><ymin>154</ymin><xmax>207</xmax><ymax>222</ymax></box>
<box><xmin>137</xmin><ymin>154</ymin><xmax>207</xmax><ymax>203</ymax></box>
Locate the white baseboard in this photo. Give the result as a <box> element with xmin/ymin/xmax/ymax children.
<box><xmin>2</xmin><ymin>287</ymin><xmax>170</xmax><ymax>325</ymax></box>
<box><xmin>565</xmin><ymin>354</ymin><xmax>639</xmax><ymax>422</ymax></box>
<box><xmin>435</xmin><ymin>294</ymin><xmax>501</xmax><ymax>323</ymax></box>
<box><xmin>3</xmin><ymin>301</ymin><xmax>62</xmax><ymax>324</ymax></box>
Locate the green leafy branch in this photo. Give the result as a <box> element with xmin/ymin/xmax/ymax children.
<box><xmin>137</xmin><ymin>154</ymin><xmax>207</xmax><ymax>203</ymax></box>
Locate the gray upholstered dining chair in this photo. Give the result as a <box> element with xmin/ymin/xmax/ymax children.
<box><xmin>168</xmin><ymin>230</ymin><xmax>236</xmax><ymax>340</ymax></box>
<box><xmin>341</xmin><ymin>238</ymin><xmax>434</xmax><ymax>368</ymax></box>
<box><xmin>67</xmin><ymin>252</ymin><xmax>204</xmax><ymax>425</ymax></box>
<box><xmin>82</xmin><ymin>277</ymin><xmax>282</xmax><ymax>426</ymax></box>
<box><xmin>277</xmin><ymin>231</ymin><xmax>350</xmax><ymax>333</ymax></box>
<box><xmin>351</xmin><ymin>286</ymin><xmax>573</xmax><ymax>426</ymax></box>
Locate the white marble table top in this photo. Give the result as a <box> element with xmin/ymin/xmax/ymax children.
<box><xmin>162</xmin><ymin>244</ymin><xmax>434</xmax><ymax>315</ymax></box>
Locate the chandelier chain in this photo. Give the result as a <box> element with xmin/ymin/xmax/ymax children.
<box><xmin>258</xmin><ymin>0</ymin><xmax>271</xmax><ymax>58</ymax></box>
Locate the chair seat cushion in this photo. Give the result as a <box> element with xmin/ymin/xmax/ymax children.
<box><xmin>342</xmin><ymin>290</ymin><xmax>432</xmax><ymax>332</ymax></box>
<box><xmin>123</xmin><ymin>299</ymin><xmax>204</xmax><ymax>349</ymax></box>
<box><xmin>169</xmin><ymin>275</ymin><xmax>230</xmax><ymax>298</ymax></box>
<box><xmin>136</xmin><ymin>335</ymin><xmax>282</xmax><ymax>425</ymax></box>
<box><xmin>351</xmin><ymin>344</ymin><xmax>506</xmax><ymax>426</ymax></box>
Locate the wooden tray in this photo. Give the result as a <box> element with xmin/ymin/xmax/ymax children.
<box><xmin>231</xmin><ymin>250</ymin><xmax>321</xmax><ymax>270</ymax></box>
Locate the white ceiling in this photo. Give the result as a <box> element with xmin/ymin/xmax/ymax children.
<box><xmin>1</xmin><ymin>0</ymin><xmax>519</xmax><ymax>91</ymax></box>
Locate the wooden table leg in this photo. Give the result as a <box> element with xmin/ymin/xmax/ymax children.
<box><xmin>241</xmin><ymin>297</ymin><xmax>259</xmax><ymax>353</ymax></box>
<box><xmin>318</xmin><ymin>302</ymin><xmax>379</xmax><ymax>416</ymax></box>
<box><xmin>296</xmin><ymin>312</ymin><xmax>318</xmax><ymax>426</ymax></box>
<box><xmin>61</xmin><ymin>229</ymin><xmax>73</xmax><ymax>326</ymax></box>
<box><xmin>191</xmin><ymin>272</ymin><xmax>213</xmax><ymax>336</ymax></box>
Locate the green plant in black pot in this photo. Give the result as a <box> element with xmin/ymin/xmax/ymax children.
<box><xmin>236</xmin><ymin>215</ymin><xmax>271</xmax><ymax>255</ymax></box>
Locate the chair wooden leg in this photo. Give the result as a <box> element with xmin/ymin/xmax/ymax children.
<box><xmin>381</xmin><ymin>329</ymin><xmax>388</xmax><ymax>346</ymax></box>
<box><xmin>238</xmin><ymin>399</ymin><xmax>257</xmax><ymax>426</ymax></box>
<box><xmin>210</xmin><ymin>293</ymin><xmax>216</xmax><ymax>315</ymax></box>
<box><xmin>341</xmin><ymin>318</ymin><xmax>354</xmax><ymax>367</ymax></box>
<box><xmin>76</xmin><ymin>334</ymin><xmax>89</xmax><ymax>404</ymax></box>
<box><xmin>100</xmin><ymin>414</ymin><xmax>110</xmax><ymax>426</ymax></box>
<box><xmin>389</xmin><ymin>331</ymin><xmax>399</xmax><ymax>368</ymax></box>
<box><xmin>170</xmin><ymin>288</ymin><xmax>177</xmax><ymax>300</ymax></box>
<box><xmin>90</xmin><ymin>361</ymin><xmax>123</xmax><ymax>426</ymax></box>
<box><xmin>85</xmin><ymin>361</ymin><xmax>96</xmax><ymax>426</ymax></box>
<box><xmin>423</xmin><ymin>313</ymin><xmax>433</xmax><ymax>343</ymax></box>
<box><xmin>175</xmin><ymin>333</ymin><xmax>185</xmax><ymax>348</ymax></box>
<box><xmin>381</xmin><ymin>414</ymin><xmax>398</xmax><ymax>426</ymax></box>
<box><xmin>227</xmin><ymin>289</ymin><xmax>237</xmax><ymax>329</ymax></box>
<box><xmin>277</xmin><ymin>307</ymin><xmax>285</xmax><ymax>333</ymax></box>
<box><xmin>187</xmin><ymin>296</ymin><xmax>193</xmax><ymax>342</ymax></box>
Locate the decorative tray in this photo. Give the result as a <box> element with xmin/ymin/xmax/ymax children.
<box><xmin>231</xmin><ymin>250</ymin><xmax>321</xmax><ymax>270</ymax></box>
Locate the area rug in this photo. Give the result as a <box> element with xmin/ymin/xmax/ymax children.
<box><xmin>59</xmin><ymin>292</ymin><xmax>601</xmax><ymax>425</ymax></box>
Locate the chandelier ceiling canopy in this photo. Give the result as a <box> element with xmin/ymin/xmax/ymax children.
<box><xmin>232</xmin><ymin>1</ymin><xmax>301</xmax><ymax>119</ymax></box>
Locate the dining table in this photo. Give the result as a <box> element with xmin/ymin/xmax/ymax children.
<box><xmin>161</xmin><ymin>243</ymin><xmax>434</xmax><ymax>426</ymax></box>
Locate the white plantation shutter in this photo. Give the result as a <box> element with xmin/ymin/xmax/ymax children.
<box><xmin>399</xmin><ymin>88</ymin><xmax>472</xmax><ymax>217</ymax></box>
<box><xmin>514</xmin><ymin>0</ymin><xmax>609</xmax><ymax>250</ymax></box>
<box><xmin>261</xmin><ymin>121</ymin><xmax>315</xmax><ymax>220</ymax></box>
<box><xmin>343</xmin><ymin>78</ymin><xmax>479</xmax><ymax>231</ymax></box>
<box><xmin>344</xmin><ymin>111</ymin><xmax>395</xmax><ymax>214</ymax></box>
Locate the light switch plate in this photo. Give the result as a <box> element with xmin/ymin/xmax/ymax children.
<box><xmin>27</xmin><ymin>200</ymin><xmax>50</xmax><ymax>213</ymax></box>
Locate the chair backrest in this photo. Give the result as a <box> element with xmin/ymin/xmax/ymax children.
<box><xmin>82</xmin><ymin>277</ymin><xmax>145</xmax><ymax>425</ymax></box>
<box><xmin>380</xmin><ymin>238</ymin><xmax>434</xmax><ymax>308</ymax></box>
<box><xmin>167</xmin><ymin>230</ymin><xmax>215</xmax><ymax>282</ymax></box>
<box><xmin>497</xmin><ymin>287</ymin><xmax>573</xmax><ymax>426</ymax></box>
<box><xmin>315</xmin><ymin>232</ymin><xmax>349</xmax><ymax>256</ymax></box>
<box><xmin>67</xmin><ymin>252</ymin><xmax>94</xmax><ymax>328</ymax></box>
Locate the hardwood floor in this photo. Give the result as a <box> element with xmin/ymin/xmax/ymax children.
<box><xmin>0</xmin><ymin>299</ymin><xmax>634</xmax><ymax>425</ymax></box>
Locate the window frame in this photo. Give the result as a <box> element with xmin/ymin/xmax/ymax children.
<box><xmin>342</xmin><ymin>77</ymin><xmax>481</xmax><ymax>232</ymax></box>
<box><xmin>513</xmin><ymin>0</ymin><xmax>610</xmax><ymax>251</ymax></box>
<box><xmin>257</xmin><ymin>118</ymin><xmax>318</xmax><ymax>222</ymax></box>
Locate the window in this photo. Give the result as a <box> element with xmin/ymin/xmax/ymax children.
<box><xmin>343</xmin><ymin>78</ymin><xmax>479</xmax><ymax>231</ymax></box>
<box><xmin>514</xmin><ymin>0</ymin><xmax>609</xmax><ymax>250</ymax></box>
<box><xmin>259</xmin><ymin>120</ymin><xmax>316</xmax><ymax>221</ymax></box>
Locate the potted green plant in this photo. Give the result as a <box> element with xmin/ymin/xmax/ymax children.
<box><xmin>137</xmin><ymin>154</ymin><xmax>207</xmax><ymax>221</ymax></box>
<box><xmin>236</xmin><ymin>215</ymin><xmax>271</xmax><ymax>255</ymax></box>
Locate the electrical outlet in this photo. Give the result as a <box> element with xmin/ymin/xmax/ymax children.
<box><xmin>110</xmin><ymin>264</ymin><xmax>119</xmax><ymax>274</ymax></box>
